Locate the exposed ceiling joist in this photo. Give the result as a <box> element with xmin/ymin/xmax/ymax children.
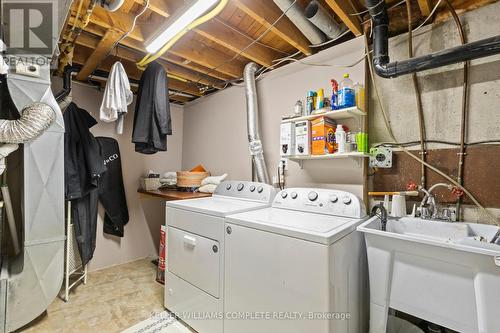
<box><xmin>324</xmin><ymin>0</ymin><xmax>363</xmax><ymax>36</ymax></box>
<box><xmin>168</xmin><ymin>32</ymin><xmax>245</xmax><ymax>78</ymax></box>
<box><xmin>75</xmin><ymin>33</ymin><xmax>224</xmax><ymax>88</ymax></box>
<box><xmin>234</xmin><ymin>0</ymin><xmax>313</xmax><ymax>55</ymax></box>
<box><xmin>134</xmin><ymin>0</ymin><xmax>171</xmax><ymax>17</ymax></box>
<box><xmin>195</xmin><ymin>20</ymin><xmax>281</xmax><ymax>68</ymax></box>
<box><xmin>417</xmin><ymin>0</ymin><xmax>433</xmax><ymax>16</ymax></box>
<box><xmin>75</xmin><ymin>28</ymin><xmax>123</xmax><ymax>80</ymax></box>
<box><xmin>74</xmin><ymin>49</ymin><xmax>203</xmax><ymax>97</ymax></box>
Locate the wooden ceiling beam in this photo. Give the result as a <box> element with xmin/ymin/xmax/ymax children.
<box><xmin>195</xmin><ymin>20</ymin><xmax>281</xmax><ymax>68</ymax></box>
<box><xmin>134</xmin><ymin>0</ymin><xmax>171</xmax><ymax>17</ymax></box>
<box><xmin>417</xmin><ymin>0</ymin><xmax>433</xmax><ymax>16</ymax></box>
<box><xmin>164</xmin><ymin>31</ymin><xmax>245</xmax><ymax>79</ymax></box>
<box><xmin>234</xmin><ymin>0</ymin><xmax>312</xmax><ymax>55</ymax></box>
<box><xmin>73</xmin><ymin>49</ymin><xmax>203</xmax><ymax>97</ymax></box>
<box><xmin>75</xmin><ymin>28</ymin><xmax>123</xmax><ymax>80</ymax></box>
<box><xmin>324</xmin><ymin>0</ymin><xmax>363</xmax><ymax>36</ymax></box>
<box><xmin>75</xmin><ymin>32</ymin><xmax>225</xmax><ymax>88</ymax></box>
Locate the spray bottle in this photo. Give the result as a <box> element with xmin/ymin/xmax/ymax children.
<box><xmin>330</xmin><ymin>79</ymin><xmax>339</xmax><ymax>110</ymax></box>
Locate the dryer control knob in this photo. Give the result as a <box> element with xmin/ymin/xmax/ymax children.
<box><xmin>343</xmin><ymin>196</ymin><xmax>352</xmax><ymax>205</ymax></box>
<box><xmin>237</xmin><ymin>183</ymin><xmax>244</xmax><ymax>191</ymax></box>
<box><xmin>281</xmin><ymin>191</ymin><xmax>288</xmax><ymax>198</ymax></box>
<box><xmin>257</xmin><ymin>186</ymin><xmax>264</xmax><ymax>193</ymax></box>
<box><xmin>291</xmin><ymin>192</ymin><xmax>298</xmax><ymax>199</ymax></box>
<box><xmin>329</xmin><ymin>194</ymin><xmax>338</xmax><ymax>203</ymax></box>
<box><xmin>226</xmin><ymin>184</ymin><xmax>232</xmax><ymax>190</ymax></box>
<box><xmin>308</xmin><ymin>191</ymin><xmax>319</xmax><ymax>201</ymax></box>
<box><xmin>250</xmin><ymin>185</ymin><xmax>256</xmax><ymax>192</ymax></box>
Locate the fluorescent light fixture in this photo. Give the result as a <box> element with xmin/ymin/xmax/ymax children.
<box><xmin>145</xmin><ymin>0</ymin><xmax>218</xmax><ymax>54</ymax></box>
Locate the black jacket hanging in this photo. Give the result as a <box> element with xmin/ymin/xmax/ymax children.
<box><xmin>132</xmin><ymin>61</ymin><xmax>171</xmax><ymax>154</ymax></box>
<box><xmin>64</xmin><ymin>103</ymin><xmax>106</xmax><ymax>265</ymax></box>
<box><xmin>96</xmin><ymin>137</ymin><xmax>129</xmax><ymax>237</ymax></box>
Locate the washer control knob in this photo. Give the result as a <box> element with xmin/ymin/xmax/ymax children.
<box><xmin>343</xmin><ymin>196</ymin><xmax>352</xmax><ymax>205</ymax></box>
<box><xmin>226</xmin><ymin>184</ymin><xmax>232</xmax><ymax>190</ymax></box>
<box><xmin>329</xmin><ymin>194</ymin><xmax>338</xmax><ymax>203</ymax></box>
<box><xmin>226</xmin><ymin>226</ymin><xmax>232</xmax><ymax>234</ymax></box>
<box><xmin>250</xmin><ymin>185</ymin><xmax>256</xmax><ymax>192</ymax></box>
<box><xmin>308</xmin><ymin>191</ymin><xmax>319</xmax><ymax>201</ymax></box>
<box><xmin>291</xmin><ymin>192</ymin><xmax>298</xmax><ymax>199</ymax></box>
<box><xmin>257</xmin><ymin>186</ymin><xmax>264</xmax><ymax>193</ymax></box>
<box><xmin>237</xmin><ymin>183</ymin><xmax>244</xmax><ymax>191</ymax></box>
<box><xmin>281</xmin><ymin>191</ymin><xmax>288</xmax><ymax>199</ymax></box>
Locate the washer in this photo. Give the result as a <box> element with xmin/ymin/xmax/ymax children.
<box><xmin>164</xmin><ymin>181</ymin><xmax>275</xmax><ymax>333</ymax></box>
<box><xmin>224</xmin><ymin>188</ymin><xmax>369</xmax><ymax>333</ymax></box>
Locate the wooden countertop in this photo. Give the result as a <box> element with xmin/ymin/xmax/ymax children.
<box><xmin>137</xmin><ymin>188</ymin><xmax>212</xmax><ymax>201</ymax></box>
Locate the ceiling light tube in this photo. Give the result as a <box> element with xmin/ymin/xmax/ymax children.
<box><xmin>145</xmin><ymin>0</ymin><xmax>218</xmax><ymax>54</ymax></box>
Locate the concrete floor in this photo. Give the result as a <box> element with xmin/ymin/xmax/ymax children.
<box><xmin>17</xmin><ymin>259</ymin><xmax>164</xmax><ymax>333</ymax></box>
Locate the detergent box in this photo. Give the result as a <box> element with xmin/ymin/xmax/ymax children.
<box><xmin>311</xmin><ymin>117</ymin><xmax>336</xmax><ymax>155</ymax></box>
<box><xmin>294</xmin><ymin>120</ymin><xmax>311</xmax><ymax>155</ymax></box>
<box><xmin>280</xmin><ymin>122</ymin><xmax>295</xmax><ymax>156</ymax></box>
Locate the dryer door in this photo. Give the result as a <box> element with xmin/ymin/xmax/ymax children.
<box><xmin>168</xmin><ymin>226</ymin><xmax>221</xmax><ymax>298</ymax></box>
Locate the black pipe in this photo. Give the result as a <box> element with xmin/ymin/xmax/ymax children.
<box><xmin>365</xmin><ymin>0</ymin><xmax>500</xmax><ymax>78</ymax></box>
<box><xmin>55</xmin><ymin>65</ymin><xmax>78</xmax><ymax>102</ymax></box>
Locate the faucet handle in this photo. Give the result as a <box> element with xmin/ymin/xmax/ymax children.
<box><xmin>420</xmin><ymin>207</ymin><xmax>431</xmax><ymax>219</ymax></box>
<box><xmin>441</xmin><ymin>208</ymin><xmax>452</xmax><ymax>221</ymax></box>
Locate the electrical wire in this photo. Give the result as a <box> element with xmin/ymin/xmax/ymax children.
<box><xmin>170</xmin><ymin>0</ymin><xmax>300</xmax><ymax>98</ymax></box>
<box><xmin>364</xmin><ymin>32</ymin><xmax>499</xmax><ymax>227</ymax></box>
<box><xmin>214</xmin><ymin>18</ymin><xmax>292</xmax><ymax>56</ymax></box>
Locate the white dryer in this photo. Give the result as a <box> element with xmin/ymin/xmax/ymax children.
<box><xmin>224</xmin><ymin>188</ymin><xmax>369</xmax><ymax>333</ymax></box>
<box><xmin>164</xmin><ymin>181</ymin><xmax>275</xmax><ymax>333</ymax></box>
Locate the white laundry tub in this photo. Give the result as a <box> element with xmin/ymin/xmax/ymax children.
<box><xmin>357</xmin><ymin>217</ymin><xmax>500</xmax><ymax>333</ymax></box>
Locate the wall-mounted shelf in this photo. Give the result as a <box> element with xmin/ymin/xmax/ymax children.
<box><xmin>281</xmin><ymin>107</ymin><xmax>366</xmax><ymax>124</ymax></box>
<box><xmin>287</xmin><ymin>152</ymin><xmax>370</xmax><ymax>168</ymax></box>
<box><xmin>288</xmin><ymin>152</ymin><xmax>370</xmax><ymax>161</ymax></box>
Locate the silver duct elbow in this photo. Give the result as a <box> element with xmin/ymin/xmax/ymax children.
<box><xmin>244</xmin><ymin>62</ymin><xmax>270</xmax><ymax>185</ymax></box>
<box><xmin>305</xmin><ymin>0</ymin><xmax>344</xmax><ymax>39</ymax></box>
<box><xmin>0</xmin><ymin>102</ymin><xmax>55</xmax><ymax>143</ymax></box>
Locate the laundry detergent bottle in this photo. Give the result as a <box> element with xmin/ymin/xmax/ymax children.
<box><xmin>338</xmin><ymin>74</ymin><xmax>355</xmax><ymax>108</ymax></box>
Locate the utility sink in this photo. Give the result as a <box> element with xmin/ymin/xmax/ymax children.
<box><xmin>357</xmin><ymin>217</ymin><xmax>500</xmax><ymax>333</ymax></box>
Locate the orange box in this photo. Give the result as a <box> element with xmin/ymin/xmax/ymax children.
<box><xmin>311</xmin><ymin>117</ymin><xmax>336</xmax><ymax>155</ymax></box>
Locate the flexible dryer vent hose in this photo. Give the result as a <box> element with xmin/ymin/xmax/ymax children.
<box><xmin>0</xmin><ymin>102</ymin><xmax>55</xmax><ymax>143</ymax></box>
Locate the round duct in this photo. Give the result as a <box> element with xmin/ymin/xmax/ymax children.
<box><xmin>98</xmin><ymin>0</ymin><xmax>125</xmax><ymax>12</ymax></box>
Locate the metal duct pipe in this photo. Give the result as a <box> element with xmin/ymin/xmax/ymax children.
<box><xmin>365</xmin><ymin>0</ymin><xmax>500</xmax><ymax>78</ymax></box>
<box><xmin>243</xmin><ymin>62</ymin><xmax>270</xmax><ymax>185</ymax></box>
<box><xmin>55</xmin><ymin>65</ymin><xmax>78</xmax><ymax>102</ymax></box>
<box><xmin>0</xmin><ymin>102</ymin><xmax>55</xmax><ymax>143</ymax></box>
<box><xmin>304</xmin><ymin>0</ymin><xmax>344</xmax><ymax>39</ymax></box>
<box><xmin>273</xmin><ymin>0</ymin><xmax>326</xmax><ymax>45</ymax></box>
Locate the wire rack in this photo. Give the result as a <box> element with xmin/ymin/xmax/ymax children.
<box><xmin>61</xmin><ymin>200</ymin><xmax>87</xmax><ymax>302</ymax></box>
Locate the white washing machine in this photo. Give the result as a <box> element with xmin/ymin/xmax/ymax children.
<box><xmin>164</xmin><ymin>181</ymin><xmax>275</xmax><ymax>333</ymax></box>
<box><xmin>224</xmin><ymin>188</ymin><xmax>369</xmax><ymax>333</ymax></box>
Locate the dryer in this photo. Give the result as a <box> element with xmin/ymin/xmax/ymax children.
<box><xmin>224</xmin><ymin>188</ymin><xmax>369</xmax><ymax>333</ymax></box>
<box><xmin>164</xmin><ymin>181</ymin><xmax>275</xmax><ymax>333</ymax></box>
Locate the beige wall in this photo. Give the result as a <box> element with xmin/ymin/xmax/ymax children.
<box><xmin>182</xmin><ymin>37</ymin><xmax>367</xmax><ymax>197</ymax></box>
<box><xmin>52</xmin><ymin>79</ymin><xmax>184</xmax><ymax>271</ymax></box>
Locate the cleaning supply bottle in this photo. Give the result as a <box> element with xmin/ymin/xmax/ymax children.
<box><xmin>353</xmin><ymin>82</ymin><xmax>365</xmax><ymax>111</ymax></box>
<box><xmin>306</xmin><ymin>91</ymin><xmax>315</xmax><ymax>114</ymax></box>
<box><xmin>330</xmin><ymin>79</ymin><xmax>339</xmax><ymax>110</ymax></box>
<box><xmin>335</xmin><ymin>124</ymin><xmax>346</xmax><ymax>153</ymax></box>
<box><xmin>316</xmin><ymin>88</ymin><xmax>325</xmax><ymax>109</ymax></box>
<box><xmin>338</xmin><ymin>74</ymin><xmax>355</xmax><ymax>108</ymax></box>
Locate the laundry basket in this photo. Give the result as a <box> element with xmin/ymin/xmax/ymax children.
<box><xmin>387</xmin><ymin>315</ymin><xmax>424</xmax><ymax>333</ymax></box>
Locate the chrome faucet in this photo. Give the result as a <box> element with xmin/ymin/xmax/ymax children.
<box><xmin>418</xmin><ymin>183</ymin><xmax>454</xmax><ymax>221</ymax></box>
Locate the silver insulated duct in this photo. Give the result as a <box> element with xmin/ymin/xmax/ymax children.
<box><xmin>272</xmin><ymin>0</ymin><xmax>326</xmax><ymax>45</ymax></box>
<box><xmin>0</xmin><ymin>63</ymin><xmax>65</xmax><ymax>333</ymax></box>
<box><xmin>243</xmin><ymin>62</ymin><xmax>270</xmax><ymax>185</ymax></box>
<box><xmin>305</xmin><ymin>0</ymin><xmax>344</xmax><ymax>39</ymax></box>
